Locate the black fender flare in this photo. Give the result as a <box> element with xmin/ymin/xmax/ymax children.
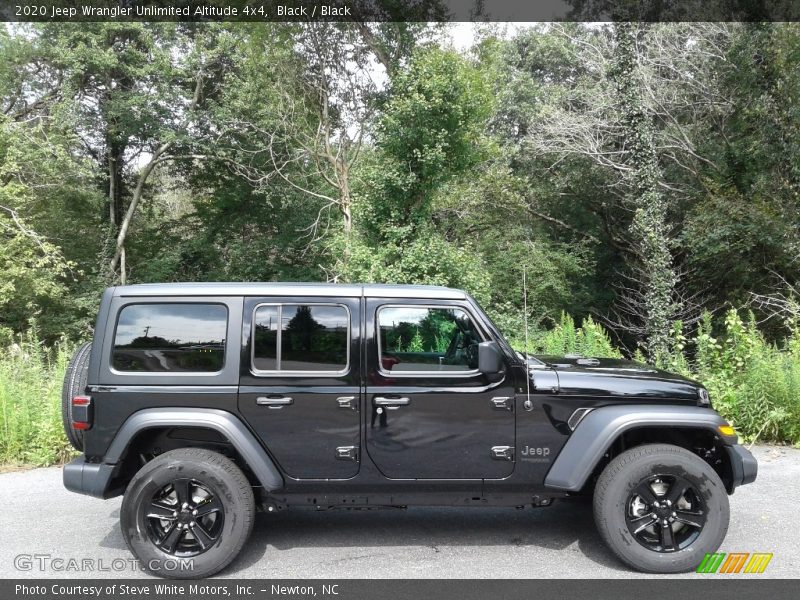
<box><xmin>543</xmin><ymin>404</ymin><xmax>734</xmax><ymax>492</ymax></box>
<box><xmin>105</xmin><ymin>407</ymin><xmax>284</xmax><ymax>491</ymax></box>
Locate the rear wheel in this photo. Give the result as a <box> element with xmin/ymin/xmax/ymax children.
<box><xmin>593</xmin><ymin>443</ymin><xmax>729</xmax><ymax>573</ymax></box>
<box><xmin>121</xmin><ymin>448</ymin><xmax>255</xmax><ymax>579</ymax></box>
<box><xmin>61</xmin><ymin>341</ymin><xmax>92</xmax><ymax>451</ymax></box>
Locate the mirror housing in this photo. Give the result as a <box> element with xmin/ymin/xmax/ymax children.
<box><xmin>478</xmin><ymin>341</ymin><xmax>504</xmax><ymax>375</ymax></box>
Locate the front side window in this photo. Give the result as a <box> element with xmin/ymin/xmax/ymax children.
<box><xmin>113</xmin><ymin>303</ymin><xmax>227</xmax><ymax>373</ymax></box>
<box><xmin>378</xmin><ymin>306</ymin><xmax>483</xmax><ymax>373</ymax></box>
<box><xmin>253</xmin><ymin>304</ymin><xmax>349</xmax><ymax>373</ymax></box>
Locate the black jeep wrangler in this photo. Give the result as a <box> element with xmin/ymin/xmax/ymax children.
<box><xmin>62</xmin><ymin>283</ymin><xmax>757</xmax><ymax>578</ymax></box>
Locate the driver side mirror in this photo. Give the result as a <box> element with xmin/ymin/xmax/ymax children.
<box><xmin>478</xmin><ymin>341</ymin><xmax>504</xmax><ymax>375</ymax></box>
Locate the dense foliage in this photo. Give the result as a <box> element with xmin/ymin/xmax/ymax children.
<box><xmin>2</xmin><ymin>22</ymin><xmax>800</xmax><ymax>462</ymax></box>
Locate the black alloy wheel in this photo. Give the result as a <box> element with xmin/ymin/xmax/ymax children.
<box><xmin>145</xmin><ymin>478</ymin><xmax>224</xmax><ymax>557</ymax></box>
<box><xmin>624</xmin><ymin>474</ymin><xmax>706</xmax><ymax>553</ymax></box>
<box><xmin>593</xmin><ymin>443</ymin><xmax>730</xmax><ymax>573</ymax></box>
<box><xmin>121</xmin><ymin>448</ymin><xmax>255</xmax><ymax>578</ymax></box>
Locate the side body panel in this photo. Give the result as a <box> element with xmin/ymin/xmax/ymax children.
<box><xmin>237</xmin><ymin>296</ymin><xmax>362</xmax><ymax>480</ymax></box>
<box><xmin>85</xmin><ymin>294</ymin><xmax>243</xmax><ymax>460</ymax></box>
<box><xmin>363</xmin><ymin>297</ymin><xmax>516</xmax><ymax>480</ymax></box>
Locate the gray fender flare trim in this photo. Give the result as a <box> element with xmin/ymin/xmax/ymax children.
<box><xmin>105</xmin><ymin>407</ymin><xmax>284</xmax><ymax>491</ymax></box>
<box><xmin>543</xmin><ymin>404</ymin><xmax>730</xmax><ymax>491</ymax></box>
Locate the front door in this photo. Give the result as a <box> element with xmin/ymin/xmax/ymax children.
<box><xmin>238</xmin><ymin>296</ymin><xmax>361</xmax><ymax>480</ymax></box>
<box><xmin>365</xmin><ymin>299</ymin><xmax>515</xmax><ymax>480</ymax></box>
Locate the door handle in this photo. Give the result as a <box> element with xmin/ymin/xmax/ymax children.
<box><xmin>491</xmin><ymin>445</ymin><xmax>515</xmax><ymax>461</ymax></box>
<box><xmin>373</xmin><ymin>396</ymin><xmax>410</xmax><ymax>410</ymax></box>
<box><xmin>337</xmin><ymin>396</ymin><xmax>357</xmax><ymax>410</ymax></box>
<box><xmin>256</xmin><ymin>396</ymin><xmax>293</xmax><ymax>409</ymax></box>
<box><xmin>490</xmin><ymin>396</ymin><xmax>513</xmax><ymax>411</ymax></box>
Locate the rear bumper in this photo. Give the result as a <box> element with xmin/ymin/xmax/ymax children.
<box><xmin>725</xmin><ymin>444</ymin><xmax>758</xmax><ymax>492</ymax></box>
<box><xmin>63</xmin><ymin>456</ymin><xmax>117</xmax><ymax>499</ymax></box>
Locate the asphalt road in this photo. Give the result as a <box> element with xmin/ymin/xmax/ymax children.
<box><xmin>0</xmin><ymin>445</ymin><xmax>797</xmax><ymax>579</ymax></box>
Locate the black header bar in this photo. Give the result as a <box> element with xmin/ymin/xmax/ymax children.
<box><xmin>3</xmin><ymin>579</ymin><xmax>800</xmax><ymax>600</ymax></box>
<box><xmin>2</xmin><ymin>0</ymin><xmax>800</xmax><ymax>23</ymax></box>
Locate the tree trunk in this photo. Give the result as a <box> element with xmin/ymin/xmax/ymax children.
<box><xmin>614</xmin><ymin>23</ymin><xmax>679</xmax><ymax>362</ymax></box>
<box><xmin>108</xmin><ymin>142</ymin><xmax>171</xmax><ymax>277</ymax></box>
<box><xmin>106</xmin><ymin>140</ymin><xmax>125</xmax><ymax>228</ymax></box>
<box><xmin>107</xmin><ymin>70</ymin><xmax>205</xmax><ymax>281</ymax></box>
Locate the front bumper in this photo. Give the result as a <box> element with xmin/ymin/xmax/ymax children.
<box><xmin>63</xmin><ymin>456</ymin><xmax>117</xmax><ymax>499</ymax></box>
<box><xmin>725</xmin><ymin>444</ymin><xmax>758</xmax><ymax>493</ymax></box>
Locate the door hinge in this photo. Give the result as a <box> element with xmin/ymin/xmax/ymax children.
<box><xmin>335</xmin><ymin>446</ymin><xmax>359</xmax><ymax>461</ymax></box>
<box><xmin>491</xmin><ymin>445</ymin><xmax>515</xmax><ymax>461</ymax></box>
<box><xmin>490</xmin><ymin>396</ymin><xmax>513</xmax><ymax>411</ymax></box>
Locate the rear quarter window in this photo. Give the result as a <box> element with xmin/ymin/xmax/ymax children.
<box><xmin>112</xmin><ymin>303</ymin><xmax>228</xmax><ymax>373</ymax></box>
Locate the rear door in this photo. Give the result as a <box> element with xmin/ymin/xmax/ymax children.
<box><xmin>238</xmin><ymin>296</ymin><xmax>361</xmax><ymax>479</ymax></box>
<box><xmin>365</xmin><ymin>298</ymin><xmax>516</xmax><ymax>480</ymax></box>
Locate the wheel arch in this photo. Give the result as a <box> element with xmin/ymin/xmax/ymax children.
<box><xmin>544</xmin><ymin>405</ymin><xmax>736</xmax><ymax>493</ymax></box>
<box><xmin>105</xmin><ymin>408</ymin><xmax>284</xmax><ymax>494</ymax></box>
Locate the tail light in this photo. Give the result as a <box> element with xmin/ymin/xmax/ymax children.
<box><xmin>72</xmin><ymin>395</ymin><xmax>93</xmax><ymax>431</ymax></box>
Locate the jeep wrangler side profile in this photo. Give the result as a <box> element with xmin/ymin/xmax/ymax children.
<box><xmin>62</xmin><ymin>283</ymin><xmax>757</xmax><ymax>578</ymax></box>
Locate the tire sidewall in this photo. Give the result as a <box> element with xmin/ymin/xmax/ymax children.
<box><xmin>61</xmin><ymin>341</ymin><xmax>91</xmax><ymax>451</ymax></box>
<box><xmin>595</xmin><ymin>447</ymin><xmax>729</xmax><ymax>573</ymax></box>
<box><xmin>121</xmin><ymin>453</ymin><xmax>251</xmax><ymax>578</ymax></box>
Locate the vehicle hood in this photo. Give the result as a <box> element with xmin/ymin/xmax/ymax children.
<box><xmin>532</xmin><ymin>355</ymin><xmax>703</xmax><ymax>402</ymax></box>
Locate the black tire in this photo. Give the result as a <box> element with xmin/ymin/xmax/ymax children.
<box><xmin>593</xmin><ymin>443</ymin><xmax>730</xmax><ymax>573</ymax></box>
<box><xmin>121</xmin><ymin>448</ymin><xmax>255</xmax><ymax>579</ymax></box>
<box><xmin>61</xmin><ymin>341</ymin><xmax>92</xmax><ymax>451</ymax></box>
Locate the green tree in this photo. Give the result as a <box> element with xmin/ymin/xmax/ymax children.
<box><xmin>338</xmin><ymin>46</ymin><xmax>495</xmax><ymax>302</ymax></box>
<box><xmin>611</xmin><ymin>23</ymin><xmax>678</xmax><ymax>361</ymax></box>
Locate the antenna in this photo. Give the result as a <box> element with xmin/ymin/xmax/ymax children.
<box><xmin>523</xmin><ymin>266</ymin><xmax>531</xmax><ymax>404</ymax></box>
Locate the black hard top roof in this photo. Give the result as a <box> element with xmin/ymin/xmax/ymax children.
<box><xmin>112</xmin><ymin>282</ymin><xmax>467</xmax><ymax>300</ymax></box>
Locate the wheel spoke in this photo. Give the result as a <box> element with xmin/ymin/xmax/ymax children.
<box><xmin>160</xmin><ymin>522</ymin><xmax>184</xmax><ymax>554</ymax></box>
<box><xmin>191</xmin><ymin>522</ymin><xmax>217</xmax><ymax>550</ymax></box>
<box><xmin>675</xmin><ymin>509</ymin><xmax>706</xmax><ymax>529</ymax></box>
<box><xmin>666</xmin><ymin>477</ymin><xmax>689</xmax><ymax>505</ymax></box>
<box><xmin>147</xmin><ymin>501</ymin><xmax>176</xmax><ymax>520</ymax></box>
<box><xmin>173</xmin><ymin>479</ymin><xmax>192</xmax><ymax>506</ymax></box>
<box><xmin>659</xmin><ymin>522</ymin><xmax>676</xmax><ymax>551</ymax></box>
<box><xmin>629</xmin><ymin>514</ymin><xmax>658</xmax><ymax>534</ymax></box>
<box><xmin>634</xmin><ymin>482</ymin><xmax>658</xmax><ymax>505</ymax></box>
<box><xmin>194</xmin><ymin>495</ymin><xmax>223</xmax><ymax>518</ymax></box>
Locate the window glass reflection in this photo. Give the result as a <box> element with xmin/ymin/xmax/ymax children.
<box><xmin>113</xmin><ymin>304</ymin><xmax>227</xmax><ymax>372</ymax></box>
<box><xmin>253</xmin><ymin>304</ymin><xmax>348</xmax><ymax>372</ymax></box>
<box><xmin>378</xmin><ymin>307</ymin><xmax>481</xmax><ymax>372</ymax></box>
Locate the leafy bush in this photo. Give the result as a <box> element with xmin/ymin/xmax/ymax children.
<box><xmin>689</xmin><ymin>310</ymin><xmax>800</xmax><ymax>445</ymax></box>
<box><xmin>0</xmin><ymin>332</ymin><xmax>74</xmax><ymax>466</ymax></box>
<box><xmin>510</xmin><ymin>310</ymin><xmax>800</xmax><ymax>445</ymax></box>
<box><xmin>518</xmin><ymin>313</ymin><xmax>622</xmax><ymax>359</ymax></box>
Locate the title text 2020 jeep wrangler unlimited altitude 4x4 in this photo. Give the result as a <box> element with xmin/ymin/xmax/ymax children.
<box><xmin>62</xmin><ymin>283</ymin><xmax>757</xmax><ymax>577</ymax></box>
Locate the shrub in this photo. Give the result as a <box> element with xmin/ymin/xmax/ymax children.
<box><xmin>0</xmin><ymin>332</ymin><xmax>74</xmax><ymax>466</ymax></box>
<box><xmin>690</xmin><ymin>310</ymin><xmax>800</xmax><ymax>445</ymax></box>
<box><xmin>510</xmin><ymin>309</ymin><xmax>800</xmax><ymax>446</ymax></box>
<box><xmin>531</xmin><ymin>313</ymin><xmax>622</xmax><ymax>359</ymax></box>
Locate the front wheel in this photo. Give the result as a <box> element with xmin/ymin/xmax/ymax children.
<box><xmin>593</xmin><ymin>443</ymin><xmax>730</xmax><ymax>573</ymax></box>
<box><xmin>121</xmin><ymin>448</ymin><xmax>255</xmax><ymax>578</ymax></box>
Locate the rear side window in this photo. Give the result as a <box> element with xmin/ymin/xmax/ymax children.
<box><xmin>253</xmin><ymin>304</ymin><xmax>349</xmax><ymax>373</ymax></box>
<box><xmin>113</xmin><ymin>304</ymin><xmax>228</xmax><ymax>373</ymax></box>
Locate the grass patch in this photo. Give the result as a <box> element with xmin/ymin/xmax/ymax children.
<box><xmin>0</xmin><ymin>333</ymin><xmax>76</xmax><ymax>466</ymax></box>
